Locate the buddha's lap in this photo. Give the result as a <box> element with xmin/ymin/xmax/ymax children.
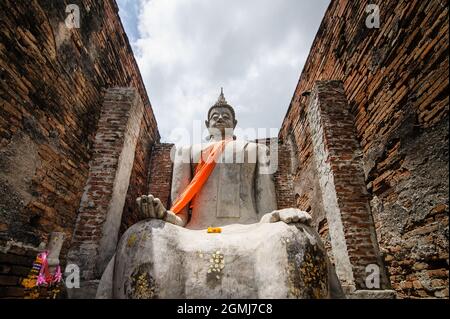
<box><xmin>114</xmin><ymin>218</ymin><xmax>327</xmax><ymax>278</ymax></box>
<box><xmin>118</xmin><ymin>218</ymin><xmax>318</xmax><ymax>252</ymax></box>
<box><xmin>104</xmin><ymin>219</ymin><xmax>332</xmax><ymax>298</ymax></box>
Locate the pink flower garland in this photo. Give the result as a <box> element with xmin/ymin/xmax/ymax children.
<box><xmin>34</xmin><ymin>251</ymin><xmax>62</xmax><ymax>287</ymax></box>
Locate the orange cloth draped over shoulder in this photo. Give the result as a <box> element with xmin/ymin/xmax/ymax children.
<box><xmin>170</xmin><ymin>138</ymin><xmax>232</xmax><ymax>214</ymax></box>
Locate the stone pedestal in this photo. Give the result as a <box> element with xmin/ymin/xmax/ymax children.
<box><xmin>348</xmin><ymin>289</ymin><xmax>396</xmax><ymax>299</ymax></box>
<box><xmin>97</xmin><ymin>220</ymin><xmax>343</xmax><ymax>299</ymax></box>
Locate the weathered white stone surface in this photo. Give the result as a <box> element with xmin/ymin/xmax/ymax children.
<box><xmin>348</xmin><ymin>290</ymin><xmax>396</xmax><ymax>299</ymax></box>
<box><xmin>97</xmin><ymin>219</ymin><xmax>343</xmax><ymax>299</ymax></box>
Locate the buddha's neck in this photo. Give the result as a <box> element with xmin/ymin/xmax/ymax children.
<box><xmin>209</xmin><ymin>133</ymin><xmax>233</xmax><ymax>142</ymax></box>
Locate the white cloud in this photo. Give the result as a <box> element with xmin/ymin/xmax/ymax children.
<box><xmin>118</xmin><ymin>0</ymin><xmax>330</xmax><ymax>144</ymax></box>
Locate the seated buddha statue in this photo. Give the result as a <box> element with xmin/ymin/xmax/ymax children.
<box><xmin>96</xmin><ymin>89</ymin><xmax>344</xmax><ymax>299</ymax></box>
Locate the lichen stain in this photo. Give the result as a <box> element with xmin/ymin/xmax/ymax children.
<box><xmin>286</xmin><ymin>237</ymin><xmax>328</xmax><ymax>298</ymax></box>
<box><xmin>127</xmin><ymin>233</ymin><xmax>137</xmax><ymax>247</ymax></box>
<box><xmin>126</xmin><ymin>263</ymin><xmax>158</xmax><ymax>299</ymax></box>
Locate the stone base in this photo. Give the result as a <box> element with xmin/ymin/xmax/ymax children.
<box><xmin>348</xmin><ymin>290</ymin><xmax>397</xmax><ymax>299</ymax></box>
<box><xmin>67</xmin><ymin>280</ymin><xmax>100</xmax><ymax>299</ymax></box>
<box><xmin>97</xmin><ymin>219</ymin><xmax>344</xmax><ymax>298</ymax></box>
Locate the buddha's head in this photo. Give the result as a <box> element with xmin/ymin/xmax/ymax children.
<box><xmin>206</xmin><ymin>88</ymin><xmax>237</xmax><ymax>139</ymax></box>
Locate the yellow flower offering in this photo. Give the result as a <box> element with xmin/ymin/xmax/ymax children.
<box><xmin>21</xmin><ymin>278</ymin><xmax>36</xmax><ymax>289</ymax></box>
<box><xmin>207</xmin><ymin>227</ymin><xmax>222</xmax><ymax>233</ymax></box>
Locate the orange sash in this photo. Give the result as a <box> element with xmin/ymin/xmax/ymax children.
<box><xmin>170</xmin><ymin>138</ymin><xmax>232</xmax><ymax>214</ymax></box>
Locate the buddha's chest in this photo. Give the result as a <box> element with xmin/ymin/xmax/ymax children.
<box><xmin>188</xmin><ymin>142</ymin><xmax>259</xmax><ymax>229</ymax></box>
<box><xmin>188</xmin><ymin>162</ymin><xmax>258</xmax><ymax>228</ymax></box>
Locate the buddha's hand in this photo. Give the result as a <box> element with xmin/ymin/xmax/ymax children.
<box><xmin>260</xmin><ymin>208</ymin><xmax>312</xmax><ymax>225</ymax></box>
<box><xmin>136</xmin><ymin>195</ymin><xmax>184</xmax><ymax>226</ymax></box>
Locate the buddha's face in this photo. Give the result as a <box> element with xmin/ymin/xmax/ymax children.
<box><xmin>206</xmin><ymin>106</ymin><xmax>237</xmax><ymax>136</ymax></box>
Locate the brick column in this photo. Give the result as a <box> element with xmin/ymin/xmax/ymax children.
<box><xmin>147</xmin><ymin>143</ymin><xmax>175</xmax><ymax>208</ymax></box>
<box><xmin>273</xmin><ymin>138</ymin><xmax>296</xmax><ymax>209</ymax></box>
<box><xmin>67</xmin><ymin>87</ymin><xmax>144</xmax><ymax>298</ymax></box>
<box><xmin>307</xmin><ymin>80</ymin><xmax>392</xmax><ymax>297</ymax></box>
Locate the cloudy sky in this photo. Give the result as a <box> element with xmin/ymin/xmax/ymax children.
<box><xmin>116</xmin><ymin>0</ymin><xmax>330</xmax><ymax>144</ymax></box>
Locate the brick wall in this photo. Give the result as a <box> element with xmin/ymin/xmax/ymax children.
<box><xmin>147</xmin><ymin>143</ymin><xmax>175</xmax><ymax>209</ymax></box>
<box><xmin>273</xmin><ymin>140</ymin><xmax>296</xmax><ymax>210</ymax></box>
<box><xmin>0</xmin><ymin>0</ymin><xmax>159</xmax><ymax>298</ymax></box>
<box><xmin>120</xmin><ymin>143</ymin><xmax>174</xmax><ymax>234</ymax></box>
<box><xmin>119</xmin><ymin>111</ymin><xmax>161</xmax><ymax>237</ymax></box>
<box><xmin>279</xmin><ymin>0</ymin><xmax>448</xmax><ymax>298</ymax></box>
<box><xmin>0</xmin><ymin>246</ymin><xmax>36</xmax><ymax>298</ymax></box>
<box><xmin>256</xmin><ymin>138</ymin><xmax>296</xmax><ymax>209</ymax></box>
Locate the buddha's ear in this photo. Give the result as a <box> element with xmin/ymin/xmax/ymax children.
<box><xmin>205</xmin><ymin>120</ymin><xmax>210</xmax><ymax>128</ymax></box>
<box><xmin>233</xmin><ymin>119</ymin><xmax>237</xmax><ymax>129</ymax></box>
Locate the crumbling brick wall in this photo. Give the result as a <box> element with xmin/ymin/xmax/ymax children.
<box><xmin>279</xmin><ymin>0</ymin><xmax>448</xmax><ymax>298</ymax></box>
<box><xmin>147</xmin><ymin>143</ymin><xmax>175</xmax><ymax>209</ymax></box>
<box><xmin>120</xmin><ymin>143</ymin><xmax>174</xmax><ymax>234</ymax></box>
<box><xmin>0</xmin><ymin>0</ymin><xmax>159</xmax><ymax>298</ymax></box>
<box><xmin>255</xmin><ymin>138</ymin><xmax>296</xmax><ymax>209</ymax></box>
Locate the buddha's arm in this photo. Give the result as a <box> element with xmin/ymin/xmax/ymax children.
<box><xmin>170</xmin><ymin>145</ymin><xmax>192</xmax><ymax>227</ymax></box>
<box><xmin>255</xmin><ymin>144</ymin><xmax>277</xmax><ymax>219</ymax></box>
